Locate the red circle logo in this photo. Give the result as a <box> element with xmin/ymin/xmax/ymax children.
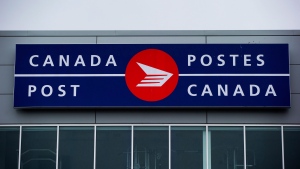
<box><xmin>125</xmin><ymin>49</ymin><xmax>179</xmax><ymax>102</ymax></box>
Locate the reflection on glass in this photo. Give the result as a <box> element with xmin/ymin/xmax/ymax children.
<box><xmin>209</xmin><ymin>127</ymin><xmax>244</xmax><ymax>169</ymax></box>
<box><xmin>96</xmin><ymin>126</ymin><xmax>131</xmax><ymax>169</ymax></box>
<box><xmin>21</xmin><ymin>127</ymin><xmax>57</xmax><ymax>169</ymax></box>
<box><xmin>246</xmin><ymin>127</ymin><xmax>282</xmax><ymax>169</ymax></box>
<box><xmin>0</xmin><ymin>127</ymin><xmax>19</xmax><ymax>169</ymax></box>
<box><xmin>284</xmin><ymin>127</ymin><xmax>300</xmax><ymax>169</ymax></box>
<box><xmin>171</xmin><ymin>126</ymin><xmax>205</xmax><ymax>169</ymax></box>
<box><xmin>58</xmin><ymin>126</ymin><xmax>94</xmax><ymax>169</ymax></box>
<box><xmin>134</xmin><ymin>126</ymin><xmax>169</xmax><ymax>169</ymax></box>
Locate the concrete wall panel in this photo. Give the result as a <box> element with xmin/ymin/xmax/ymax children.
<box><xmin>207</xmin><ymin>36</ymin><xmax>300</xmax><ymax>64</ymax></box>
<box><xmin>0</xmin><ymin>37</ymin><xmax>96</xmax><ymax>65</ymax></box>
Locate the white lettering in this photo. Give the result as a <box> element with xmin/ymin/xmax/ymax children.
<box><xmin>74</xmin><ymin>55</ymin><xmax>86</xmax><ymax>66</ymax></box>
<box><xmin>59</xmin><ymin>55</ymin><xmax>69</xmax><ymax>66</ymax></box>
<box><xmin>28</xmin><ymin>85</ymin><xmax>37</xmax><ymax>97</ymax></box>
<box><xmin>71</xmin><ymin>85</ymin><xmax>80</xmax><ymax>96</ymax></box>
<box><xmin>58</xmin><ymin>85</ymin><xmax>66</xmax><ymax>97</ymax></box>
<box><xmin>105</xmin><ymin>55</ymin><xmax>117</xmax><ymax>66</ymax></box>
<box><xmin>218</xmin><ymin>84</ymin><xmax>228</xmax><ymax>96</ymax></box>
<box><xmin>265</xmin><ymin>85</ymin><xmax>277</xmax><ymax>96</ymax></box>
<box><xmin>233</xmin><ymin>84</ymin><xmax>245</xmax><ymax>96</ymax></box>
<box><xmin>230</xmin><ymin>54</ymin><xmax>239</xmax><ymax>66</ymax></box>
<box><xmin>29</xmin><ymin>55</ymin><xmax>39</xmax><ymax>67</ymax></box>
<box><xmin>201</xmin><ymin>84</ymin><xmax>213</xmax><ymax>96</ymax></box>
<box><xmin>91</xmin><ymin>55</ymin><xmax>101</xmax><ymax>66</ymax></box>
<box><xmin>43</xmin><ymin>55</ymin><xmax>54</xmax><ymax>67</ymax></box>
<box><xmin>41</xmin><ymin>85</ymin><xmax>53</xmax><ymax>97</ymax></box>
<box><xmin>217</xmin><ymin>54</ymin><xmax>225</xmax><ymax>66</ymax></box>
<box><xmin>185</xmin><ymin>84</ymin><xmax>277</xmax><ymax>97</ymax></box>
<box><xmin>188</xmin><ymin>55</ymin><xmax>196</xmax><ymax>66</ymax></box>
<box><xmin>188</xmin><ymin>84</ymin><xmax>197</xmax><ymax>96</ymax></box>
<box><xmin>250</xmin><ymin>84</ymin><xmax>260</xmax><ymax>96</ymax></box>
<box><xmin>200</xmin><ymin>54</ymin><xmax>212</xmax><ymax>66</ymax></box>
<box><xmin>257</xmin><ymin>54</ymin><xmax>264</xmax><ymax>66</ymax></box>
<box><xmin>244</xmin><ymin>54</ymin><xmax>251</xmax><ymax>66</ymax></box>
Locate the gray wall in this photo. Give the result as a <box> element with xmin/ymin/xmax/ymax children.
<box><xmin>0</xmin><ymin>31</ymin><xmax>299</xmax><ymax>124</ymax></box>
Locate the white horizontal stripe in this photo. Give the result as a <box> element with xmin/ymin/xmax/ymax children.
<box><xmin>15</xmin><ymin>74</ymin><xmax>125</xmax><ymax>77</ymax></box>
<box><xmin>14</xmin><ymin>73</ymin><xmax>290</xmax><ymax>77</ymax></box>
<box><xmin>179</xmin><ymin>74</ymin><xmax>290</xmax><ymax>77</ymax></box>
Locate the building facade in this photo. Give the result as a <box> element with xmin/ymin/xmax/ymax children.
<box><xmin>0</xmin><ymin>30</ymin><xmax>299</xmax><ymax>169</ymax></box>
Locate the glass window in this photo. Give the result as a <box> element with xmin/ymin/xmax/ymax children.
<box><xmin>21</xmin><ymin>127</ymin><xmax>57</xmax><ymax>169</ymax></box>
<box><xmin>284</xmin><ymin>127</ymin><xmax>300</xmax><ymax>169</ymax></box>
<box><xmin>134</xmin><ymin>126</ymin><xmax>169</xmax><ymax>169</ymax></box>
<box><xmin>96</xmin><ymin>126</ymin><xmax>131</xmax><ymax>169</ymax></box>
<box><xmin>171</xmin><ymin>126</ymin><xmax>206</xmax><ymax>169</ymax></box>
<box><xmin>246</xmin><ymin>127</ymin><xmax>282</xmax><ymax>169</ymax></box>
<box><xmin>58</xmin><ymin>126</ymin><xmax>94</xmax><ymax>169</ymax></box>
<box><xmin>0</xmin><ymin>127</ymin><xmax>20</xmax><ymax>169</ymax></box>
<box><xmin>209</xmin><ymin>127</ymin><xmax>244</xmax><ymax>169</ymax></box>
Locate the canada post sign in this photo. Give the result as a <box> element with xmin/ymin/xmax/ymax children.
<box><xmin>14</xmin><ymin>44</ymin><xmax>290</xmax><ymax>108</ymax></box>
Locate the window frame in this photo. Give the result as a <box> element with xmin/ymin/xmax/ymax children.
<box><xmin>1</xmin><ymin>124</ymin><xmax>300</xmax><ymax>169</ymax></box>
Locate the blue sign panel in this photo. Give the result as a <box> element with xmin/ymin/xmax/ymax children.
<box><xmin>14</xmin><ymin>44</ymin><xmax>290</xmax><ymax>108</ymax></box>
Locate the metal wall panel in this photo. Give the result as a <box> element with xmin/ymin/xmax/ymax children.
<box><xmin>0</xmin><ymin>32</ymin><xmax>298</xmax><ymax>124</ymax></box>
<box><xmin>0</xmin><ymin>37</ymin><xmax>96</xmax><ymax>64</ymax></box>
<box><xmin>1</xmin><ymin>30</ymin><xmax>299</xmax><ymax>37</ymax></box>
<box><xmin>96</xmin><ymin>110</ymin><xmax>206</xmax><ymax>123</ymax></box>
<box><xmin>0</xmin><ymin>66</ymin><xmax>14</xmax><ymax>94</ymax></box>
<box><xmin>207</xmin><ymin>36</ymin><xmax>300</xmax><ymax>64</ymax></box>
<box><xmin>207</xmin><ymin>94</ymin><xmax>298</xmax><ymax>124</ymax></box>
<box><xmin>290</xmin><ymin>65</ymin><xmax>300</xmax><ymax>94</ymax></box>
<box><xmin>97</xmin><ymin>36</ymin><xmax>205</xmax><ymax>44</ymax></box>
<box><xmin>0</xmin><ymin>95</ymin><xmax>95</xmax><ymax>124</ymax></box>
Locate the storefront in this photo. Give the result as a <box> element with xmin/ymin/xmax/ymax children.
<box><xmin>0</xmin><ymin>30</ymin><xmax>299</xmax><ymax>169</ymax></box>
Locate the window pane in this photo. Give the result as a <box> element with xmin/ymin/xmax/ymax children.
<box><xmin>209</xmin><ymin>126</ymin><xmax>244</xmax><ymax>169</ymax></box>
<box><xmin>171</xmin><ymin>126</ymin><xmax>206</xmax><ymax>169</ymax></box>
<box><xmin>246</xmin><ymin>127</ymin><xmax>282</xmax><ymax>169</ymax></box>
<box><xmin>0</xmin><ymin>127</ymin><xmax>20</xmax><ymax>169</ymax></box>
<box><xmin>134</xmin><ymin>126</ymin><xmax>169</xmax><ymax>169</ymax></box>
<box><xmin>96</xmin><ymin>126</ymin><xmax>131</xmax><ymax>169</ymax></box>
<box><xmin>284</xmin><ymin>127</ymin><xmax>300</xmax><ymax>169</ymax></box>
<box><xmin>59</xmin><ymin>126</ymin><xmax>94</xmax><ymax>169</ymax></box>
<box><xmin>21</xmin><ymin>127</ymin><xmax>57</xmax><ymax>169</ymax></box>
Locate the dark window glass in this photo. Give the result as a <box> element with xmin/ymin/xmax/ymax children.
<box><xmin>246</xmin><ymin>127</ymin><xmax>282</xmax><ymax>169</ymax></box>
<box><xmin>58</xmin><ymin>126</ymin><xmax>94</xmax><ymax>169</ymax></box>
<box><xmin>21</xmin><ymin>127</ymin><xmax>57</xmax><ymax>169</ymax></box>
<box><xmin>96</xmin><ymin>126</ymin><xmax>131</xmax><ymax>169</ymax></box>
<box><xmin>171</xmin><ymin>126</ymin><xmax>206</xmax><ymax>169</ymax></box>
<box><xmin>209</xmin><ymin>127</ymin><xmax>244</xmax><ymax>169</ymax></box>
<box><xmin>134</xmin><ymin>126</ymin><xmax>168</xmax><ymax>169</ymax></box>
<box><xmin>284</xmin><ymin>127</ymin><xmax>300</xmax><ymax>169</ymax></box>
<box><xmin>0</xmin><ymin>127</ymin><xmax>20</xmax><ymax>169</ymax></box>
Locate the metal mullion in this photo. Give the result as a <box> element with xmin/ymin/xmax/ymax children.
<box><xmin>1</xmin><ymin>124</ymin><xmax>297</xmax><ymax>127</ymax></box>
<box><xmin>281</xmin><ymin>126</ymin><xmax>285</xmax><ymax>169</ymax></box>
<box><xmin>244</xmin><ymin>126</ymin><xmax>246</xmax><ymax>169</ymax></box>
<box><xmin>169</xmin><ymin>125</ymin><xmax>171</xmax><ymax>169</ymax></box>
<box><xmin>18</xmin><ymin>126</ymin><xmax>22</xmax><ymax>169</ymax></box>
<box><xmin>131</xmin><ymin>125</ymin><xmax>134</xmax><ymax>169</ymax></box>
<box><xmin>206</xmin><ymin>125</ymin><xmax>209</xmax><ymax>169</ymax></box>
<box><xmin>94</xmin><ymin>126</ymin><xmax>97</xmax><ymax>169</ymax></box>
<box><xmin>56</xmin><ymin>126</ymin><xmax>59</xmax><ymax>169</ymax></box>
